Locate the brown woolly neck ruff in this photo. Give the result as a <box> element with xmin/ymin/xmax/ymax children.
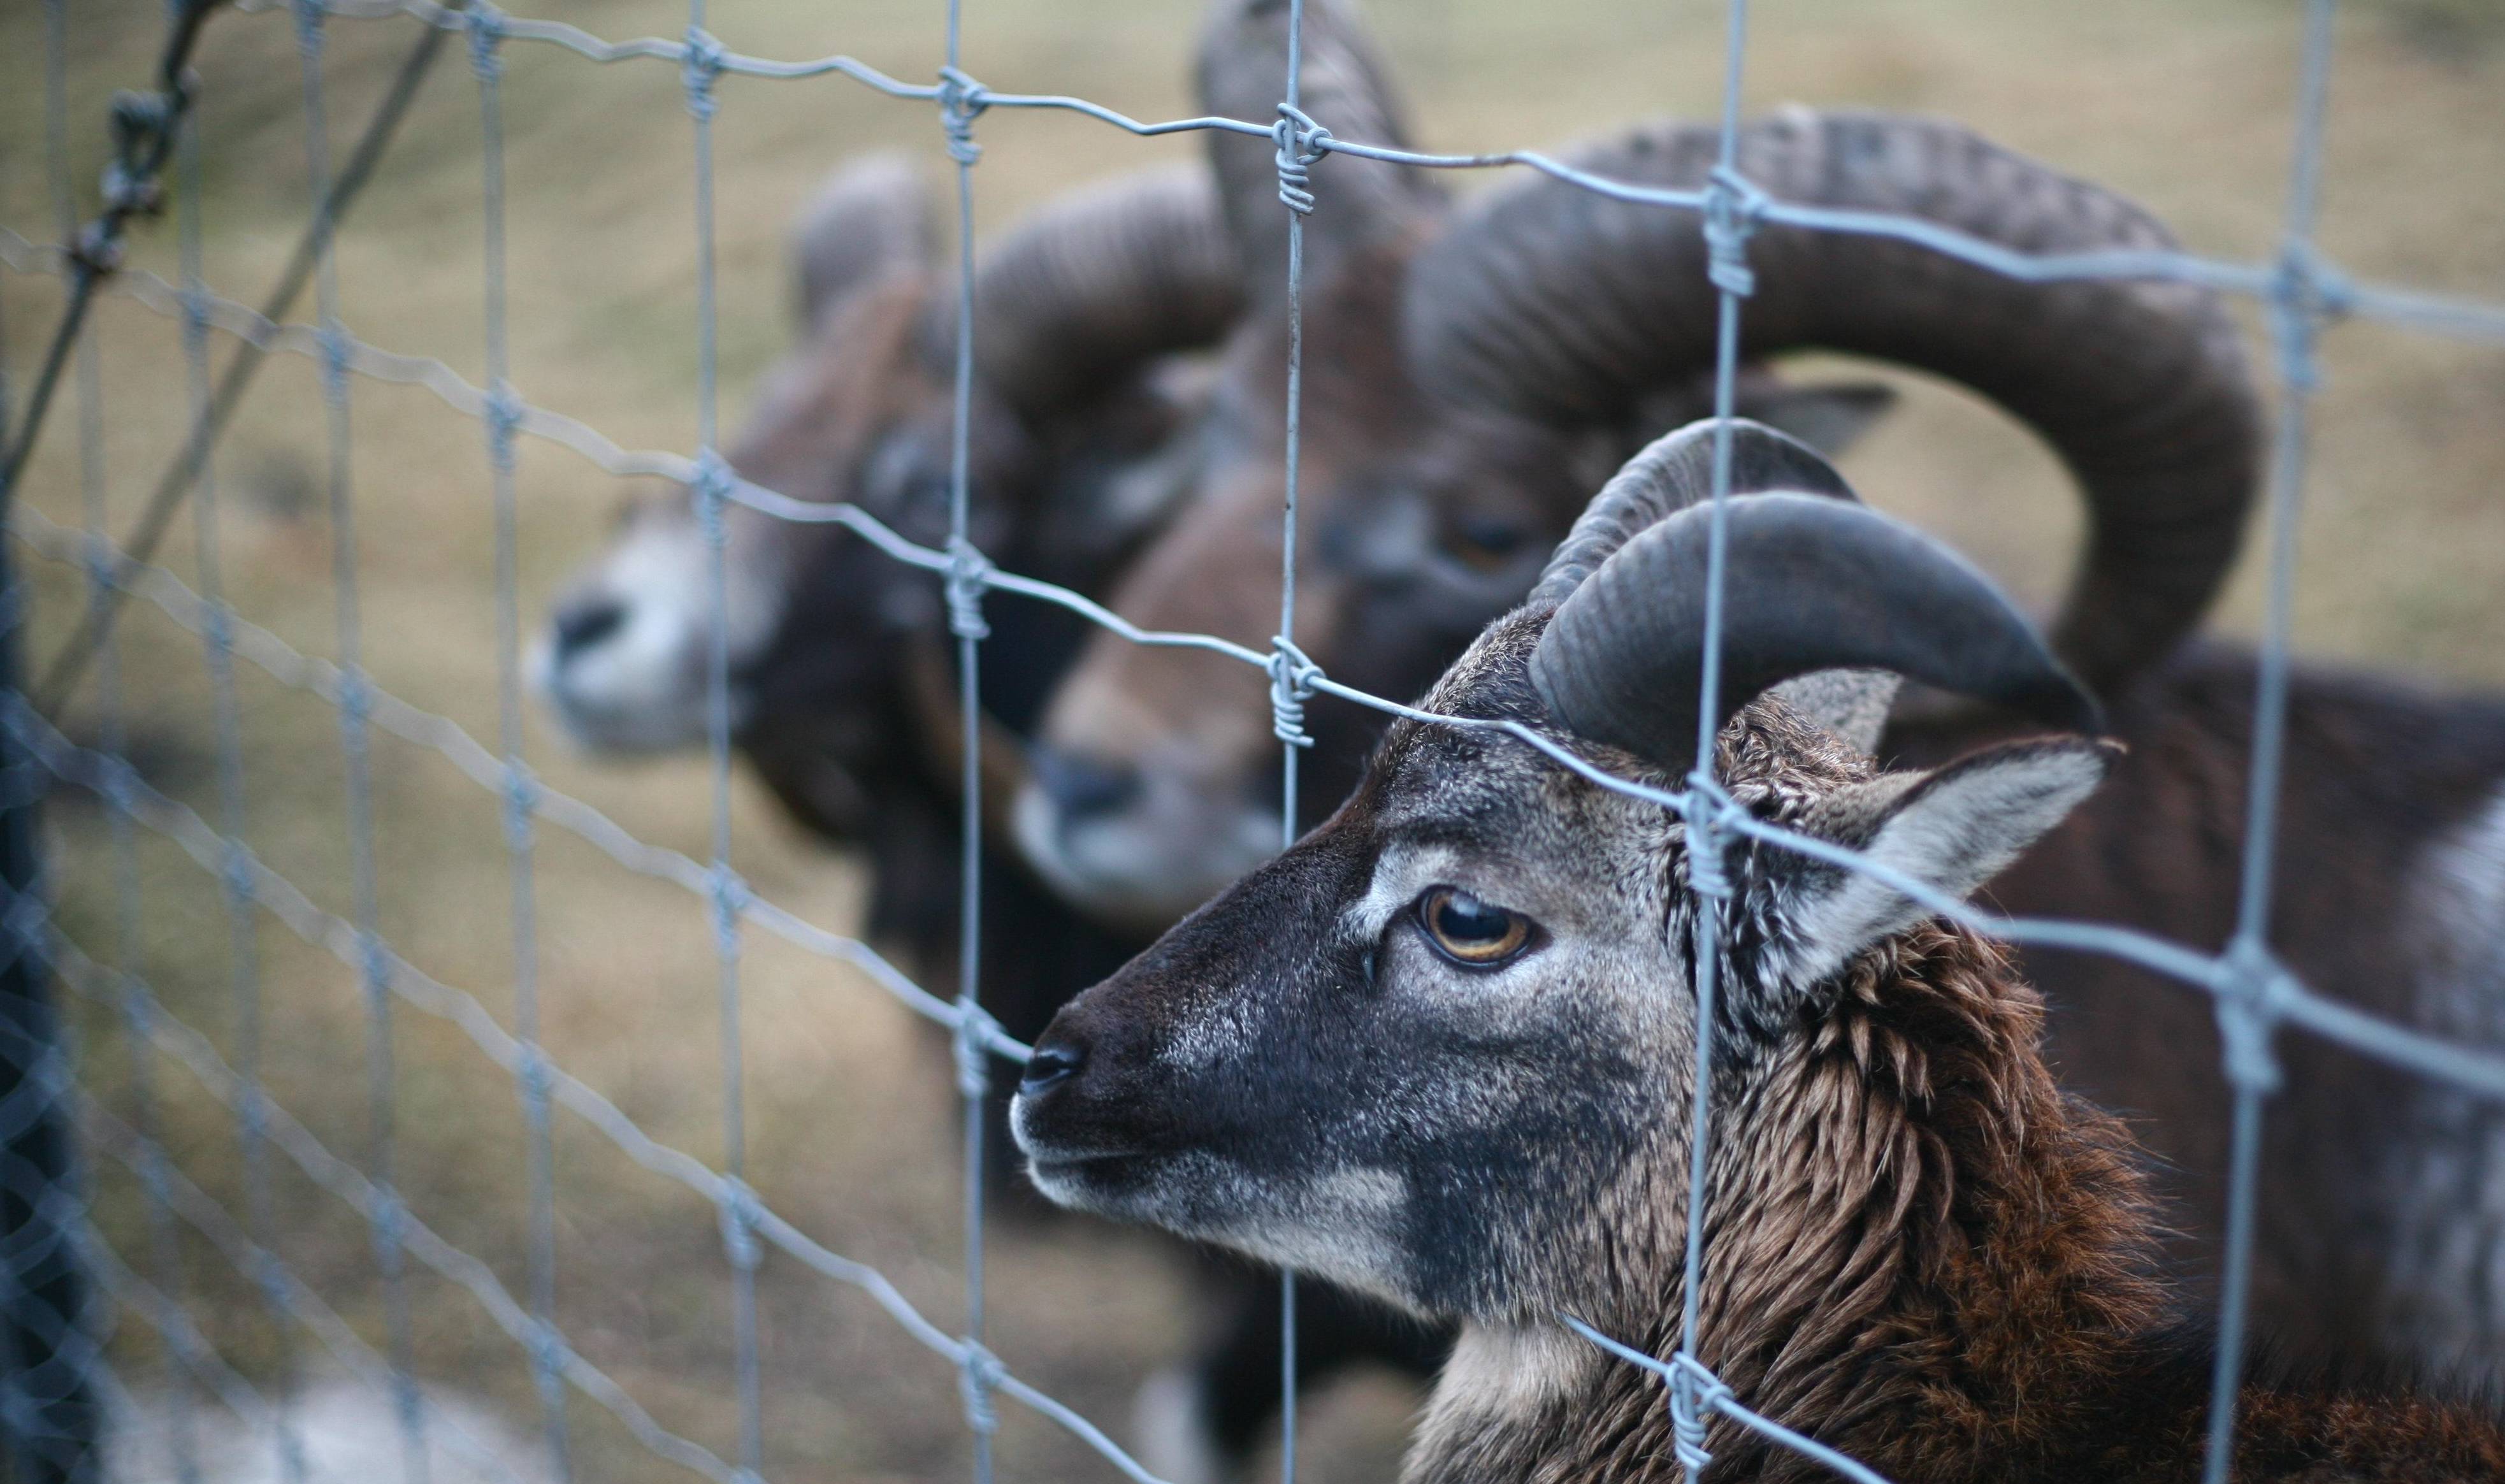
<box><xmin>1410</xmin><ymin>923</ymin><xmax>2505</xmax><ymax>1484</ymax></box>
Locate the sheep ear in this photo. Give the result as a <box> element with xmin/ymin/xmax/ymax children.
<box><xmin>1731</xmin><ymin>381</ymin><xmax>1900</xmax><ymax>459</ymax></box>
<box><xmin>1779</xmin><ymin>738</ymin><xmax>2118</xmax><ymax>983</ymax></box>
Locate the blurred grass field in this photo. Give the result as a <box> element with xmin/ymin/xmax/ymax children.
<box><xmin>2</xmin><ymin>0</ymin><xmax>2501</xmax><ymax>1480</ymax></box>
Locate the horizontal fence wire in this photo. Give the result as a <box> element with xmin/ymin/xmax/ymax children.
<box><xmin>204</xmin><ymin>0</ymin><xmax>2505</xmax><ymax>350</ymax></box>
<box><xmin>4</xmin><ymin>0</ymin><xmax>2504</xmax><ymax>1480</ymax></box>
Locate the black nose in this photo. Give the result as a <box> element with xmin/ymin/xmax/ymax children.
<box><xmin>1032</xmin><ymin>748</ymin><xmax>1141</xmax><ymax>823</ymax></box>
<box><xmin>553</xmin><ymin>596</ymin><xmax>627</xmax><ymax>661</ymax></box>
<box><xmin>1020</xmin><ymin>1040</ymin><xmax>1085</xmax><ymax>1096</ymax></box>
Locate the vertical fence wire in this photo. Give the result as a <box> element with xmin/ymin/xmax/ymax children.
<box><xmin>17</xmin><ymin>1</ymin><xmax>2505</xmax><ymax>1482</ymax></box>
<box><xmin>677</xmin><ymin>4</ymin><xmax>770</xmax><ymax>1477</ymax></box>
<box><xmin>2202</xmin><ymin>1</ymin><xmax>2339</xmax><ymax>1479</ymax></box>
<box><xmin>289</xmin><ymin>1</ymin><xmax>433</xmax><ymax>1476</ymax></box>
<box><xmin>1271</xmin><ymin>6</ymin><xmax>1311</xmax><ymax>1478</ymax></box>
<box><xmin>1663</xmin><ymin>0</ymin><xmax>1758</xmax><ymax>1476</ymax></box>
<box><xmin>932</xmin><ymin>4</ymin><xmax>1002</xmax><ymax>1478</ymax></box>
<box><xmin>937</xmin><ymin>0</ymin><xmax>1001</xmax><ymax>1470</ymax></box>
<box><xmin>468</xmin><ymin>10</ymin><xmax>574</xmax><ymax>1480</ymax></box>
<box><xmin>172</xmin><ymin>66</ymin><xmax>312</xmax><ymax>1484</ymax></box>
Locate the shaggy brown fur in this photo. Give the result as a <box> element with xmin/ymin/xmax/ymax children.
<box><xmin>1415</xmin><ymin>923</ymin><xmax>2505</xmax><ymax>1483</ymax></box>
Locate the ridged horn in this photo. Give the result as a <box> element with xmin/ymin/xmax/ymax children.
<box><xmin>1529</xmin><ymin>417</ymin><xmax>1854</xmax><ymax>609</ymax></box>
<box><xmin>1413</xmin><ymin>109</ymin><xmax>2263</xmax><ymax>694</ymax></box>
<box><xmin>1195</xmin><ymin>0</ymin><xmax>1442</xmax><ymax>305</ymax></box>
<box><xmin>1531</xmin><ymin>419</ymin><xmax>1896</xmax><ymax>751</ymax></box>
<box><xmin>969</xmin><ymin>164</ymin><xmax>1246</xmax><ymax>422</ymax></box>
<box><xmin>792</xmin><ymin>152</ymin><xmax>936</xmax><ymax>329</ymax></box>
<box><xmin>1529</xmin><ymin>494</ymin><xmax>2101</xmax><ymax>777</ymax></box>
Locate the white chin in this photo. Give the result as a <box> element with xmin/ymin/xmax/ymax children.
<box><xmin>1011</xmin><ymin>787</ymin><xmax>1273</xmax><ymax>933</ymax></box>
<box><xmin>538</xmin><ymin>671</ymin><xmax>746</xmax><ymax>756</ymax></box>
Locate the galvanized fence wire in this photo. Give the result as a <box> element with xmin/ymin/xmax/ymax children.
<box><xmin>5</xmin><ymin>0</ymin><xmax>2505</xmax><ymax>1480</ymax></box>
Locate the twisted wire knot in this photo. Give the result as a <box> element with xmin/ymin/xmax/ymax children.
<box><xmin>937</xmin><ymin>67</ymin><xmax>989</xmax><ymax>166</ymax></box>
<box><xmin>483</xmin><ymin>380</ymin><xmax>524</xmax><ymax>475</ymax></box>
<box><xmin>500</xmin><ymin>760</ymin><xmax>537</xmax><ymax>852</ymax></box>
<box><xmin>1678</xmin><ymin>773</ymin><xmax>1745</xmax><ymax>901</ymax></box>
<box><xmin>681</xmin><ymin>28</ymin><xmax>725</xmax><ymax>120</ymax></box>
<box><xmin>368</xmin><ymin>1184</ymin><xmax>409</xmax><ymax>1256</ymax></box>
<box><xmin>526</xmin><ymin>1319</ymin><xmax>568</xmax><ymax>1385</ymax></box>
<box><xmin>690</xmin><ymin>448</ymin><xmax>733</xmax><ymax>545</ymax></box>
<box><xmin>292</xmin><ymin>0</ymin><xmax>326</xmax><ymax>58</ymax></box>
<box><xmin>708</xmin><ymin>864</ymin><xmax>749</xmax><ymax>960</ymax></box>
<box><xmin>253</xmin><ymin>1249</ymin><xmax>292</xmax><ymax>1311</ymax></box>
<box><xmin>391</xmin><ymin>1365</ymin><xmax>426</xmax><ymax>1441</ymax></box>
<box><xmin>715</xmin><ymin>1178</ymin><xmax>763</xmax><ymax>1272</ymax></box>
<box><xmin>238</xmin><ymin>1082</ymin><xmax>273</xmax><ymax>1150</ymax></box>
<box><xmin>110</xmin><ymin>88</ymin><xmax>177</xmax><ymax>147</ymax></box>
<box><xmin>1700</xmin><ymin>165</ymin><xmax>1769</xmax><ymax>299</ymax></box>
<box><xmin>957</xmin><ymin>1343</ymin><xmax>1004</xmax><ymax>1436</ymax></box>
<box><xmin>335</xmin><ymin>664</ymin><xmax>374</xmax><ymax>730</ymax></box>
<box><xmin>0</xmin><ymin>882</ymin><xmax>48</xmax><ymax>957</ymax></box>
<box><xmin>359</xmin><ymin>930</ymin><xmax>393</xmax><ymax>1000</ymax></box>
<box><xmin>101</xmin><ymin>92</ymin><xmax>173</xmax><ymax>217</ymax></box>
<box><xmin>317</xmin><ymin>322</ymin><xmax>354</xmax><ymax>405</ymax></box>
<box><xmin>1667</xmin><ymin>1352</ymin><xmax>1731</xmax><ymax>1473</ymax></box>
<box><xmin>2267</xmin><ymin>243</ymin><xmax>2349</xmax><ymax>398</ymax></box>
<box><xmin>69</xmin><ymin>220</ymin><xmax>126</xmax><ymax>276</ymax></box>
<box><xmin>516</xmin><ymin>1042</ymin><xmax>554</xmax><ymax>1115</ymax></box>
<box><xmin>98</xmin><ymin>753</ymin><xmax>141</xmax><ymax>819</ymax></box>
<box><xmin>1272</xmin><ymin>104</ymin><xmax>1332</xmax><ymax>215</ymax></box>
<box><xmin>944</xmin><ymin>538</ymin><xmax>992</xmax><ymax>642</ymax></box>
<box><xmin>220</xmin><ymin>840</ymin><xmax>258</xmax><ymax>907</ymax></box>
<box><xmin>135</xmin><ymin>1141</ymin><xmax>174</xmax><ymax>1211</ymax></box>
<box><xmin>952</xmin><ymin>1001</ymin><xmax>1001</xmax><ymax>1101</ymax></box>
<box><xmin>1267</xmin><ymin>636</ymin><xmax>1321</xmax><ymax>749</ymax></box>
<box><xmin>465</xmin><ymin>4</ymin><xmax>507</xmax><ymax>81</ymax></box>
<box><xmin>82</xmin><ymin>532</ymin><xmax>121</xmax><ymax>600</ymax></box>
<box><xmin>202</xmin><ymin>597</ymin><xmax>236</xmax><ymax>659</ymax></box>
<box><xmin>2214</xmin><ymin>938</ymin><xmax>2286</xmax><ymax>1095</ymax></box>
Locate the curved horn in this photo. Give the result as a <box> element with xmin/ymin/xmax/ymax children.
<box><xmin>1195</xmin><ymin>0</ymin><xmax>1442</xmax><ymax>303</ymax></box>
<box><xmin>1531</xmin><ymin>418</ymin><xmax>1894</xmax><ymax>751</ymax></box>
<box><xmin>1411</xmin><ymin>109</ymin><xmax>2262</xmax><ymax>693</ymax></box>
<box><xmin>792</xmin><ymin>152</ymin><xmax>936</xmax><ymax>329</ymax></box>
<box><xmin>1529</xmin><ymin>493</ymin><xmax>2100</xmax><ymax>777</ymax></box>
<box><xmin>968</xmin><ymin>164</ymin><xmax>1247</xmax><ymax>422</ymax></box>
<box><xmin>1529</xmin><ymin>417</ymin><xmax>1854</xmax><ymax>609</ymax></box>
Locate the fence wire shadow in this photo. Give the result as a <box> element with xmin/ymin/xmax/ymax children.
<box><xmin>3</xmin><ymin>0</ymin><xmax>2504</xmax><ymax>1481</ymax></box>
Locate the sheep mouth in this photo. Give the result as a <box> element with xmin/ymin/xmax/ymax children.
<box><xmin>1020</xmin><ymin>1146</ymin><xmax>1177</xmax><ymax>1214</ymax></box>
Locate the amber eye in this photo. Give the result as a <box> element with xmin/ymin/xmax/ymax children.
<box><xmin>1416</xmin><ymin>886</ymin><xmax>1534</xmax><ymax>966</ymax></box>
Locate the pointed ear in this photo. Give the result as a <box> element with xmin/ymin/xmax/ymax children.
<box><xmin>1733</xmin><ymin>381</ymin><xmax>1900</xmax><ymax>459</ymax></box>
<box><xmin>1781</xmin><ymin>737</ymin><xmax>2118</xmax><ymax>984</ymax></box>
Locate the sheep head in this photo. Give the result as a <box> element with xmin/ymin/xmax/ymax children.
<box><xmin>1013</xmin><ymin>105</ymin><xmax>2256</xmax><ymax>937</ymax></box>
<box><xmin>531</xmin><ymin>156</ymin><xmax>1240</xmax><ymax>837</ymax></box>
<box><xmin>1012</xmin><ymin>422</ymin><xmax>2114</xmax><ymax>1335</ymax></box>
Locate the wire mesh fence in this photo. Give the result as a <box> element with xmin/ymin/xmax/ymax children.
<box><xmin>4</xmin><ymin>0</ymin><xmax>2505</xmax><ymax>1481</ymax></box>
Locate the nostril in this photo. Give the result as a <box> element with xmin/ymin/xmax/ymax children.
<box><xmin>554</xmin><ymin>598</ymin><xmax>628</xmax><ymax>660</ymax></box>
<box><xmin>1034</xmin><ymin>749</ymin><xmax>1141</xmax><ymax>823</ymax></box>
<box><xmin>1020</xmin><ymin>1041</ymin><xmax>1085</xmax><ymax>1096</ymax></box>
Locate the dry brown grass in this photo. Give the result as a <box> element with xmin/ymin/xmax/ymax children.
<box><xmin>2</xmin><ymin>0</ymin><xmax>2500</xmax><ymax>1480</ymax></box>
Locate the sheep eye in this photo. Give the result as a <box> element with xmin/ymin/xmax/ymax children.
<box><xmin>1416</xmin><ymin>886</ymin><xmax>1533</xmax><ymax>967</ymax></box>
